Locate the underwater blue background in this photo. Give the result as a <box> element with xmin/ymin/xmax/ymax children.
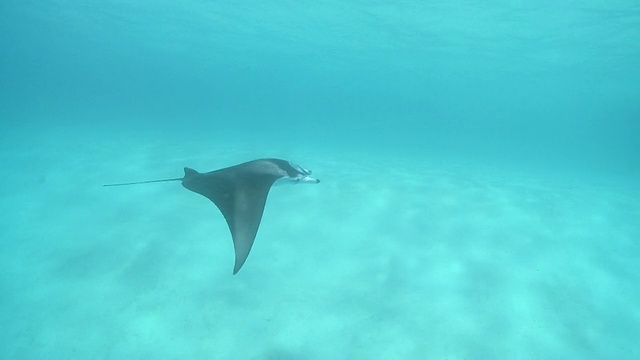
<box><xmin>2</xmin><ymin>0</ymin><xmax>638</xmax><ymax>175</ymax></box>
<box><xmin>1</xmin><ymin>1</ymin><xmax>639</xmax><ymax>359</ymax></box>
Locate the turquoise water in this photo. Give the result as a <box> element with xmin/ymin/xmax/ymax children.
<box><xmin>1</xmin><ymin>1</ymin><xmax>639</xmax><ymax>359</ymax></box>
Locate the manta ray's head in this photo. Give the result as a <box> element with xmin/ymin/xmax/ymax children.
<box><xmin>278</xmin><ymin>161</ymin><xmax>320</xmax><ymax>184</ymax></box>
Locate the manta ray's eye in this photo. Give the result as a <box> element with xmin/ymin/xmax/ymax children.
<box><xmin>289</xmin><ymin>161</ymin><xmax>311</xmax><ymax>175</ymax></box>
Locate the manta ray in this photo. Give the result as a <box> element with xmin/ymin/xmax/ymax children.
<box><xmin>104</xmin><ymin>158</ymin><xmax>319</xmax><ymax>274</ymax></box>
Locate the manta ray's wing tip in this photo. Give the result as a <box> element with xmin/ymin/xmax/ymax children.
<box><xmin>232</xmin><ymin>262</ymin><xmax>243</xmax><ymax>275</ymax></box>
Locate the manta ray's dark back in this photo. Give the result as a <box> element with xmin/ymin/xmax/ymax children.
<box><xmin>181</xmin><ymin>160</ymin><xmax>289</xmax><ymax>274</ymax></box>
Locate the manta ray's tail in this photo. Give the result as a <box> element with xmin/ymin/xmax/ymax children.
<box><xmin>103</xmin><ymin>167</ymin><xmax>200</xmax><ymax>187</ymax></box>
<box><xmin>103</xmin><ymin>176</ymin><xmax>183</xmax><ymax>187</ymax></box>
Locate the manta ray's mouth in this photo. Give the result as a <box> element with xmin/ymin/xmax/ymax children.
<box><xmin>298</xmin><ymin>175</ymin><xmax>320</xmax><ymax>184</ymax></box>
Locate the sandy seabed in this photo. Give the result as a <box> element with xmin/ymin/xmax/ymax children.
<box><xmin>1</xmin><ymin>125</ymin><xmax>638</xmax><ymax>359</ymax></box>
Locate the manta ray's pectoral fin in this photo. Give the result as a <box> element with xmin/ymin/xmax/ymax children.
<box><xmin>227</xmin><ymin>181</ymin><xmax>273</xmax><ymax>274</ymax></box>
<box><xmin>181</xmin><ymin>167</ymin><xmax>276</xmax><ymax>274</ymax></box>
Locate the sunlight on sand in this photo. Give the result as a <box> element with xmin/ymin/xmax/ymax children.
<box><xmin>1</xmin><ymin>128</ymin><xmax>638</xmax><ymax>359</ymax></box>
